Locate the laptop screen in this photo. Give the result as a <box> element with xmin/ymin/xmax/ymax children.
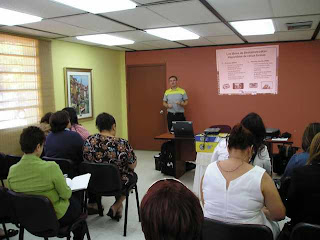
<box><xmin>172</xmin><ymin>121</ymin><xmax>194</xmax><ymax>137</ymax></box>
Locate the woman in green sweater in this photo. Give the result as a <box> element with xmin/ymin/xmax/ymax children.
<box><xmin>7</xmin><ymin>126</ymin><xmax>85</xmax><ymax>240</ymax></box>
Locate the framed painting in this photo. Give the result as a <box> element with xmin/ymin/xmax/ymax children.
<box><xmin>64</xmin><ymin>68</ymin><xmax>93</xmax><ymax>120</ymax></box>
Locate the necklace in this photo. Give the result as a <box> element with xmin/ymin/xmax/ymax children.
<box><xmin>217</xmin><ymin>160</ymin><xmax>244</xmax><ymax>172</ymax></box>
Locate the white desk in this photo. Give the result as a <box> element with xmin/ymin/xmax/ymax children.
<box><xmin>193</xmin><ymin>152</ymin><xmax>213</xmax><ymax>197</ymax></box>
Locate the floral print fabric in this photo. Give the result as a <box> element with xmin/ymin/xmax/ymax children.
<box><xmin>83</xmin><ymin>134</ymin><xmax>137</xmax><ymax>185</ymax></box>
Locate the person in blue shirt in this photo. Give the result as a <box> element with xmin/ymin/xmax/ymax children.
<box><xmin>281</xmin><ymin>122</ymin><xmax>320</xmax><ymax>180</ymax></box>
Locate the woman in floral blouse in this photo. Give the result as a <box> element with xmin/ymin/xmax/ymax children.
<box><xmin>83</xmin><ymin>112</ymin><xmax>137</xmax><ymax>220</ymax></box>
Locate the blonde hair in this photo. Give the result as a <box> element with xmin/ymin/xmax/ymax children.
<box><xmin>307</xmin><ymin>132</ymin><xmax>320</xmax><ymax>165</ymax></box>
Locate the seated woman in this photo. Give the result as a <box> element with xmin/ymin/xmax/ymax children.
<box><xmin>202</xmin><ymin>124</ymin><xmax>285</xmax><ymax>239</ymax></box>
<box><xmin>283</xmin><ymin>132</ymin><xmax>320</xmax><ymax>238</ymax></box>
<box><xmin>62</xmin><ymin>107</ymin><xmax>90</xmax><ymax>140</ymax></box>
<box><xmin>45</xmin><ymin>110</ymin><xmax>84</xmax><ymax>165</ymax></box>
<box><xmin>140</xmin><ymin>179</ymin><xmax>203</xmax><ymax>240</ymax></box>
<box><xmin>281</xmin><ymin>122</ymin><xmax>320</xmax><ymax>180</ymax></box>
<box><xmin>211</xmin><ymin>112</ymin><xmax>271</xmax><ymax>175</ymax></box>
<box><xmin>7</xmin><ymin>126</ymin><xmax>85</xmax><ymax>240</ymax></box>
<box><xmin>83</xmin><ymin>112</ymin><xmax>137</xmax><ymax>219</ymax></box>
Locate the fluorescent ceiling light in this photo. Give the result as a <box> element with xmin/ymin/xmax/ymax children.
<box><xmin>230</xmin><ymin>19</ymin><xmax>275</xmax><ymax>36</ymax></box>
<box><xmin>0</xmin><ymin>8</ymin><xmax>42</xmax><ymax>26</ymax></box>
<box><xmin>76</xmin><ymin>34</ymin><xmax>134</xmax><ymax>46</ymax></box>
<box><xmin>145</xmin><ymin>27</ymin><xmax>200</xmax><ymax>41</ymax></box>
<box><xmin>52</xmin><ymin>0</ymin><xmax>137</xmax><ymax>14</ymax></box>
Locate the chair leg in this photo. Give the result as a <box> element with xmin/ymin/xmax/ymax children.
<box><xmin>1</xmin><ymin>223</ymin><xmax>9</xmax><ymax>240</ymax></box>
<box><xmin>134</xmin><ymin>185</ymin><xmax>141</xmax><ymax>222</ymax></box>
<box><xmin>84</xmin><ymin>222</ymin><xmax>91</xmax><ymax>240</ymax></box>
<box><xmin>96</xmin><ymin>196</ymin><xmax>103</xmax><ymax>216</ymax></box>
<box><xmin>123</xmin><ymin>192</ymin><xmax>129</xmax><ymax>237</ymax></box>
<box><xmin>19</xmin><ymin>227</ymin><xmax>24</xmax><ymax>240</ymax></box>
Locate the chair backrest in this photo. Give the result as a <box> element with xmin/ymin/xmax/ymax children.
<box><xmin>290</xmin><ymin>222</ymin><xmax>320</xmax><ymax>240</ymax></box>
<box><xmin>209</xmin><ymin>125</ymin><xmax>231</xmax><ymax>134</ymax></box>
<box><xmin>42</xmin><ymin>156</ymin><xmax>76</xmax><ymax>178</ymax></box>
<box><xmin>279</xmin><ymin>177</ymin><xmax>291</xmax><ymax>203</ymax></box>
<box><xmin>0</xmin><ymin>154</ymin><xmax>21</xmax><ymax>181</ymax></box>
<box><xmin>7</xmin><ymin>190</ymin><xmax>59</xmax><ymax>237</ymax></box>
<box><xmin>202</xmin><ymin>217</ymin><xmax>273</xmax><ymax>240</ymax></box>
<box><xmin>0</xmin><ymin>187</ymin><xmax>14</xmax><ymax>221</ymax></box>
<box><xmin>80</xmin><ymin>161</ymin><xmax>122</xmax><ymax>194</ymax></box>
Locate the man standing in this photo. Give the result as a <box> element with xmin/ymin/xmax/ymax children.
<box><xmin>163</xmin><ymin>76</ymin><xmax>188</xmax><ymax>132</ymax></box>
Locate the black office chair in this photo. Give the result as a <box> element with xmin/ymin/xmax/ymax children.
<box><xmin>279</xmin><ymin>177</ymin><xmax>291</xmax><ymax>204</ymax></box>
<box><xmin>202</xmin><ymin>217</ymin><xmax>273</xmax><ymax>240</ymax></box>
<box><xmin>0</xmin><ymin>187</ymin><xmax>18</xmax><ymax>240</ymax></box>
<box><xmin>0</xmin><ymin>154</ymin><xmax>21</xmax><ymax>186</ymax></box>
<box><xmin>42</xmin><ymin>157</ymin><xmax>77</xmax><ymax>178</ymax></box>
<box><xmin>290</xmin><ymin>222</ymin><xmax>320</xmax><ymax>240</ymax></box>
<box><xmin>209</xmin><ymin>125</ymin><xmax>231</xmax><ymax>134</ymax></box>
<box><xmin>7</xmin><ymin>189</ymin><xmax>91</xmax><ymax>240</ymax></box>
<box><xmin>80</xmin><ymin>161</ymin><xmax>140</xmax><ymax>237</ymax></box>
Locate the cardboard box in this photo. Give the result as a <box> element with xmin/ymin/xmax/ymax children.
<box><xmin>195</xmin><ymin>134</ymin><xmax>220</xmax><ymax>153</ymax></box>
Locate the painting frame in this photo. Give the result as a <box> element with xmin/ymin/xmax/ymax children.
<box><xmin>64</xmin><ymin>68</ymin><xmax>93</xmax><ymax>120</ymax></box>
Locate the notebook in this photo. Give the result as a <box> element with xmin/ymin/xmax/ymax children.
<box><xmin>172</xmin><ymin>121</ymin><xmax>194</xmax><ymax>137</ymax></box>
<box><xmin>65</xmin><ymin>173</ymin><xmax>91</xmax><ymax>192</ymax></box>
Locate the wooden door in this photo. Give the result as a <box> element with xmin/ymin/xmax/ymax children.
<box><xmin>127</xmin><ymin>65</ymin><xmax>167</xmax><ymax>150</ymax></box>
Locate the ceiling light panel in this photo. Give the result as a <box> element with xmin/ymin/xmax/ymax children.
<box><xmin>76</xmin><ymin>34</ymin><xmax>134</xmax><ymax>46</ymax></box>
<box><xmin>52</xmin><ymin>0</ymin><xmax>137</xmax><ymax>14</ymax></box>
<box><xmin>0</xmin><ymin>7</ymin><xmax>42</xmax><ymax>26</ymax></box>
<box><xmin>230</xmin><ymin>19</ymin><xmax>275</xmax><ymax>36</ymax></box>
<box><xmin>145</xmin><ymin>27</ymin><xmax>199</xmax><ymax>41</ymax></box>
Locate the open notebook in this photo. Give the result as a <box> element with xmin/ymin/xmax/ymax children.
<box><xmin>65</xmin><ymin>173</ymin><xmax>91</xmax><ymax>192</ymax></box>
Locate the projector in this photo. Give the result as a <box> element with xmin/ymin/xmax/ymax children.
<box><xmin>204</xmin><ymin>127</ymin><xmax>220</xmax><ymax>135</ymax></box>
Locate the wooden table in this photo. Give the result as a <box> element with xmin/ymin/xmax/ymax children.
<box><xmin>154</xmin><ymin>133</ymin><xmax>196</xmax><ymax>178</ymax></box>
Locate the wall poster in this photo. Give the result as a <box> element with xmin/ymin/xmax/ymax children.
<box><xmin>65</xmin><ymin>68</ymin><xmax>93</xmax><ymax>120</ymax></box>
<box><xmin>216</xmin><ymin>45</ymin><xmax>279</xmax><ymax>95</ymax></box>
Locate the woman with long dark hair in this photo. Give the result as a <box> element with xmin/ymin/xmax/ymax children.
<box><xmin>211</xmin><ymin>112</ymin><xmax>271</xmax><ymax>175</ymax></box>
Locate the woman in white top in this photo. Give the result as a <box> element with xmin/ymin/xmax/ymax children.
<box><xmin>201</xmin><ymin>124</ymin><xmax>285</xmax><ymax>239</ymax></box>
<box><xmin>211</xmin><ymin>112</ymin><xmax>271</xmax><ymax>175</ymax></box>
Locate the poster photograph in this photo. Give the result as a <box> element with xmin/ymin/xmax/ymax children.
<box><xmin>216</xmin><ymin>45</ymin><xmax>279</xmax><ymax>95</ymax></box>
<box><xmin>65</xmin><ymin>68</ymin><xmax>93</xmax><ymax>119</ymax></box>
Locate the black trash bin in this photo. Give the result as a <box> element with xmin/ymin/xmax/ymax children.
<box><xmin>154</xmin><ymin>154</ymin><xmax>161</xmax><ymax>171</ymax></box>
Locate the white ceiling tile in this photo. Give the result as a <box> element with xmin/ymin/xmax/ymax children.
<box><xmin>273</xmin><ymin>15</ymin><xmax>320</xmax><ymax>32</ymax></box>
<box><xmin>58</xmin><ymin>37</ymin><xmax>99</xmax><ymax>45</ymax></box>
<box><xmin>53</xmin><ymin>14</ymin><xmax>134</xmax><ymax>32</ymax></box>
<box><xmin>206</xmin><ymin>35</ymin><xmax>244</xmax><ymax>45</ymax></box>
<box><xmin>270</xmin><ymin>0</ymin><xmax>320</xmax><ymax>17</ymax></box>
<box><xmin>0</xmin><ymin>26</ymin><xmax>63</xmax><ymax>38</ymax></box>
<box><xmin>121</xmin><ymin>42</ymin><xmax>161</xmax><ymax>50</ymax></box>
<box><xmin>21</xmin><ymin>20</ymin><xmax>98</xmax><ymax>37</ymax></box>
<box><xmin>101</xmin><ymin>7</ymin><xmax>177</xmax><ymax>30</ymax></box>
<box><xmin>108</xmin><ymin>30</ymin><xmax>161</xmax><ymax>42</ymax></box>
<box><xmin>276</xmin><ymin>30</ymin><xmax>314</xmax><ymax>41</ymax></box>
<box><xmin>143</xmin><ymin>40</ymin><xmax>185</xmax><ymax>49</ymax></box>
<box><xmin>206</xmin><ymin>0</ymin><xmax>274</xmax><ymax>21</ymax></box>
<box><xmin>59</xmin><ymin>37</ymin><xmax>127</xmax><ymax>51</ymax></box>
<box><xmin>184</xmin><ymin>23</ymin><xmax>234</xmax><ymax>37</ymax></box>
<box><xmin>178</xmin><ymin>38</ymin><xmax>213</xmax><ymax>47</ymax></box>
<box><xmin>246</xmin><ymin>34</ymin><xmax>279</xmax><ymax>43</ymax></box>
<box><xmin>0</xmin><ymin>0</ymin><xmax>85</xmax><ymax>18</ymax></box>
<box><xmin>147</xmin><ymin>0</ymin><xmax>219</xmax><ymax>25</ymax></box>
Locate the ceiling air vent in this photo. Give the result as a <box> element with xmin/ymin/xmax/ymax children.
<box><xmin>286</xmin><ymin>21</ymin><xmax>313</xmax><ymax>30</ymax></box>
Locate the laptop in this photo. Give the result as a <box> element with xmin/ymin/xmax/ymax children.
<box><xmin>172</xmin><ymin>121</ymin><xmax>194</xmax><ymax>137</ymax></box>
